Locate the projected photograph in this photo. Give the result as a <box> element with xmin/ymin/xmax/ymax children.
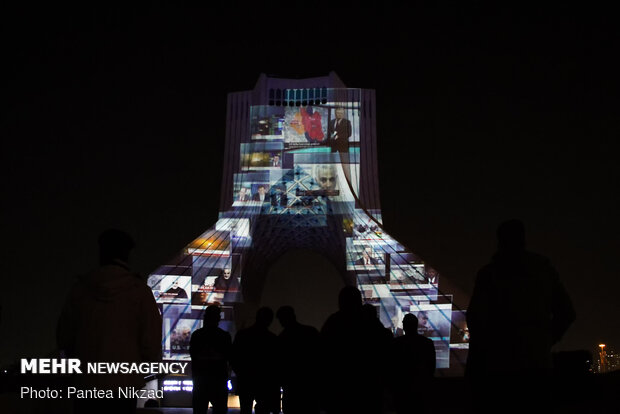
<box><xmin>157</xmin><ymin>276</ymin><xmax>191</xmax><ymax>304</ymax></box>
<box><xmin>326</xmin><ymin>106</ymin><xmax>360</xmax><ymax>154</ymax></box>
<box><xmin>389</xmin><ymin>264</ymin><xmax>427</xmax><ymax>284</ymax></box>
<box><xmin>250</xmin><ymin>106</ymin><xmax>285</xmax><ymax>140</ymax></box>
<box><xmin>293</xmin><ymin>163</ymin><xmax>356</xmax><ymax>203</ymax></box>
<box><xmin>191</xmin><ymin>276</ymin><xmax>217</xmax><ymax>306</ymax></box>
<box><xmin>390</xmin><ymin>252</ymin><xmax>423</xmax><ymax>266</ymax></box>
<box><xmin>348</xmin><ymin>244</ymin><xmax>384</xmax><ymax>269</ymax></box>
<box><xmin>241</xmin><ymin>142</ymin><xmax>284</xmax><ymax>170</ymax></box>
<box><xmin>215</xmin><ymin>218</ymin><xmax>250</xmax><ymax>238</ymax></box>
<box><xmin>360</xmin><ymin>284</ymin><xmax>392</xmax><ymax>302</ymax></box>
<box><xmin>425</xmin><ymin>266</ymin><xmax>439</xmax><ymax>285</ymax></box>
<box><xmin>283</xmin><ymin>106</ymin><xmax>328</xmax><ymax>148</ymax></box>
<box><xmin>233</xmin><ymin>185</ymin><xmax>253</xmax><ymax>204</ymax></box>
<box><xmin>357</xmin><ymin>271</ymin><xmax>388</xmax><ymax>285</ymax></box>
<box><xmin>169</xmin><ymin>318</ymin><xmax>199</xmax><ymax>354</ymax></box>
<box><xmin>186</xmin><ymin>230</ymin><xmax>231</xmax><ymax>256</ymax></box>
<box><xmin>408</xmin><ymin>304</ymin><xmax>452</xmax><ymax>340</ymax></box>
<box><xmin>450</xmin><ymin>310</ymin><xmax>470</xmax><ymax>346</ymax></box>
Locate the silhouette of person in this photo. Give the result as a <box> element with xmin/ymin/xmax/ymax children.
<box><xmin>466</xmin><ymin>219</ymin><xmax>576</xmax><ymax>411</ymax></box>
<box><xmin>190</xmin><ymin>305</ymin><xmax>232</xmax><ymax>414</ymax></box>
<box><xmin>276</xmin><ymin>306</ymin><xmax>320</xmax><ymax>414</ymax></box>
<box><xmin>232</xmin><ymin>307</ymin><xmax>280</xmax><ymax>414</ymax></box>
<box><xmin>57</xmin><ymin>229</ymin><xmax>162</xmax><ymax>414</ymax></box>
<box><xmin>390</xmin><ymin>313</ymin><xmax>436</xmax><ymax>414</ymax></box>
<box><xmin>320</xmin><ymin>286</ymin><xmax>388</xmax><ymax>414</ymax></box>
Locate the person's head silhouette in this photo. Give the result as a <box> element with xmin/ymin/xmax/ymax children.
<box><xmin>338</xmin><ymin>286</ymin><xmax>362</xmax><ymax>312</ymax></box>
<box><xmin>276</xmin><ymin>305</ymin><xmax>296</xmax><ymax>329</ymax></box>
<box><xmin>496</xmin><ymin>219</ymin><xmax>526</xmax><ymax>252</ymax></box>
<box><xmin>402</xmin><ymin>313</ymin><xmax>419</xmax><ymax>335</ymax></box>
<box><xmin>98</xmin><ymin>228</ymin><xmax>135</xmax><ymax>266</ymax></box>
<box><xmin>203</xmin><ymin>305</ymin><xmax>221</xmax><ymax>328</ymax></box>
<box><xmin>255</xmin><ymin>306</ymin><xmax>274</xmax><ymax>329</ymax></box>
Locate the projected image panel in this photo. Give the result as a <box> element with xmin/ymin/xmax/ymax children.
<box><xmin>157</xmin><ymin>276</ymin><xmax>191</xmax><ymax>304</ymax></box>
<box><xmin>348</xmin><ymin>243</ymin><xmax>386</xmax><ymax>270</ymax></box>
<box><xmin>168</xmin><ymin>318</ymin><xmax>199</xmax><ymax>355</ymax></box>
<box><xmin>292</xmin><ymin>163</ymin><xmax>357</xmax><ymax>203</ymax></box>
<box><xmin>283</xmin><ymin>106</ymin><xmax>328</xmax><ymax>149</ymax></box>
<box><xmin>251</xmin><ymin>106</ymin><xmax>285</xmax><ymax>140</ymax></box>
<box><xmin>241</xmin><ymin>142</ymin><xmax>284</xmax><ymax>170</ymax></box>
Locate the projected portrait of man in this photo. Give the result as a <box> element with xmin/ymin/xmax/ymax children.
<box><xmin>165</xmin><ymin>280</ymin><xmax>188</xmax><ymax>299</ymax></box>
<box><xmin>417</xmin><ymin>311</ymin><xmax>439</xmax><ymax>338</ymax></box>
<box><xmin>355</xmin><ymin>246</ymin><xmax>379</xmax><ymax>266</ymax></box>
<box><xmin>214</xmin><ymin>268</ymin><xmax>239</xmax><ymax>292</ymax></box>
<box><xmin>237</xmin><ymin>187</ymin><xmax>250</xmax><ymax>202</ymax></box>
<box><xmin>252</xmin><ymin>185</ymin><xmax>268</xmax><ymax>202</ymax></box>
<box><xmin>328</xmin><ymin>107</ymin><xmax>352</xmax><ymax>153</ymax></box>
<box><xmin>314</xmin><ymin>164</ymin><xmax>338</xmax><ymax>193</ymax></box>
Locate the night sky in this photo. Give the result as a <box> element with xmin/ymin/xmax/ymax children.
<box><xmin>2</xmin><ymin>4</ymin><xmax>618</xmax><ymax>366</ymax></box>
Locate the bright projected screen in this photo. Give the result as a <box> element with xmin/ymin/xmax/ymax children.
<box><xmin>148</xmin><ymin>90</ymin><xmax>464</xmax><ymax>372</ymax></box>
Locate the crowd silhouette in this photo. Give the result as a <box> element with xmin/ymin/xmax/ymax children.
<box><xmin>193</xmin><ymin>287</ymin><xmax>436</xmax><ymax>414</ymax></box>
<box><xmin>56</xmin><ymin>220</ymin><xmax>581</xmax><ymax>414</ymax></box>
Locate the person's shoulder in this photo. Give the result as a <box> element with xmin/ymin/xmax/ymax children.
<box><xmin>191</xmin><ymin>326</ymin><xmax>205</xmax><ymax>339</ymax></box>
<box><xmin>301</xmin><ymin>324</ymin><xmax>319</xmax><ymax>335</ymax></box>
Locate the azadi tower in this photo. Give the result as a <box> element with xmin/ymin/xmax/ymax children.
<box><xmin>148</xmin><ymin>73</ymin><xmax>469</xmax><ymax>373</ymax></box>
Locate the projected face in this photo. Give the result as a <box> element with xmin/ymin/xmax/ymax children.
<box><xmin>418</xmin><ymin>312</ymin><xmax>430</xmax><ymax>328</ymax></box>
<box><xmin>315</xmin><ymin>165</ymin><xmax>337</xmax><ymax>191</ymax></box>
<box><xmin>335</xmin><ymin>108</ymin><xmax>346</xmax><ymax>120</ymax></box>
<box><xmin>223</xmin><ymin>269</ymin><xmax>231</xmax><ymax>280</ymax></box>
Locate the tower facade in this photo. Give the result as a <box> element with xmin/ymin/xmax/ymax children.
<box><xmin>148</xmin><ymin>73</ymin><xmax>469</xmax><ymax>373</ymax></box>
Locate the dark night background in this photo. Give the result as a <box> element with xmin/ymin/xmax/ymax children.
<box><xmin>2</xmin><ymin>3</ymin><xmax>618</xmax><ymax>367</ymax></box>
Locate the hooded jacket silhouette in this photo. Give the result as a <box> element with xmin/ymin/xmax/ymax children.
<box><xmin>57</xmin><ymin>260</ymin><xmax>162</xmax><ymax>389</ymax></box>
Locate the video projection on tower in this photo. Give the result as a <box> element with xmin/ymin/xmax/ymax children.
<box><xmin>147</xmin><ymin>78</ymin><xmax>469</xmax><ymax>373</ymax></box>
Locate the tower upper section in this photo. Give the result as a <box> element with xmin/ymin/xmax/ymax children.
<box><xmin>219</xmin><ymin>72</ymin><xmax>379</xmax><ymax>213</ymax></box>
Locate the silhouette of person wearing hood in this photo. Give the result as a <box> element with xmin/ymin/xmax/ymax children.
<box><xmin>57</xmin><ymin>229</ymin><xmax>162</xmax><ymax>414</ymax></box>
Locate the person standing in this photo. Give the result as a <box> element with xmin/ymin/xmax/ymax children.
<box><xmin>190</xmin><ymin>305</ymin><xmax>232</xmax><ymax>414</ymax></box>
<box><xmin>390</xmin><ymin>314</ymin><xmax>435</xmax><ymax>414</ymax></box>
<box><xmin>232</xmin><ymin>307</ymin><xmax>280</xmax><ymax>414</ymax></box>
<box><xmin>276</xmin><ymin>306</ymin><xmax>320</xmax><ymax>414</ymax></box>
<box><xmin>57</xmin><ymin>229</ymin><xmax>162</xmax><ymax>414</ymax></box>
<box><xmin>466</xmin><ymin>219</ymin><xmax>576</xmax><ymax>411</ymax></box>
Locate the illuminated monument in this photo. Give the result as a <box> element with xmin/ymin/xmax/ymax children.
<box><xmin>148</xmin><ymin>73</ymin><xmax>469</xmax><ymax>373</ymax></box>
